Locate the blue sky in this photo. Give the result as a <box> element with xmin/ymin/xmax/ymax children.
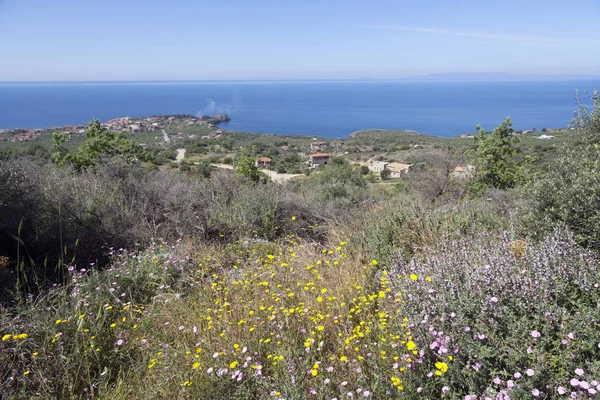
<box><xmin>1</xmin><ymin>0</ymin><xmax>599</xmax><ymax>80</ymax></box>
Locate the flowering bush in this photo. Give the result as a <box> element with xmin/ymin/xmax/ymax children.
<box><xmin>389</xmin><ymin>230</ymin><xmax>600</xmax><ymax>398</ymax></box>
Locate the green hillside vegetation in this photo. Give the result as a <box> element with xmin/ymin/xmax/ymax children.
<box><xmin>1</xmin><ymin>91</ymin><xmax>600</xmax><ymax>399</ymax></box>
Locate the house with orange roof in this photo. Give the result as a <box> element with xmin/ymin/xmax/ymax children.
<box><xmin>309</xmin><ymin>153</ymin><xmax>330</xmax><ymax>168</ymax></box>
<box><xmin>256</xmin><ymin>157</ymin><xmax>272</xmax><ymax>167</ymax></box>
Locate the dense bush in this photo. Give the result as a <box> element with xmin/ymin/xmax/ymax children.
<box><xmin>525</xmin><ymin>145</ymin><xmax>600</xmax><ymax>249</ymax></box>
<box><xmin>388</xmin><ymin>230</ymin><xmax>600</xmax><ymax>398</ymax></box>
<box><xmin>0</xmin><ymin>156</ymin><xmax>335</xmax><ymax>283</ymax></box>
<box><xmin>302</xmin><ymin>158</ymin><xmax>368</xmax><ymax>206</ymax></box>
<box><xmin>335</xmin><ymin>191</ymin><xmax>512</xmax><ymax>266</ymax></box>
<box><xmin>524</xmin><ymin>90</ymin><xmax>600</xmax><ymax>250</ymax></box>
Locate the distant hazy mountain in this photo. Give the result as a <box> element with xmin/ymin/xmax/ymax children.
<box><xmin>403</xmin><ymin>72</ymin><xmax>600</xmax><ymax>82</ymax></box>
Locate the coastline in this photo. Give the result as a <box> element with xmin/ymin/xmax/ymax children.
<box><xmin>0</xmin><ymin>114</ymin><xmax>571</xmax><ymax>146</ymax></box>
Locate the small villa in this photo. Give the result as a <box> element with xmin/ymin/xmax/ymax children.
<box><xmin>369</xmin><ymin>161</ymin><xmax>413</xmax><ymax>177</ymax></box>
<box><xmin>309</xmin><ymin>153</ymin><xmax>330</xmax><ymax>168</ymax></box>
<box><xmin>370</xmin><ymin>161</ymin><xmax>389</xmax><ymax>172</ymax></box>
<box><xmin>256</xmin><ymin>157</ymin><xmax>272</xmax><ymax>167</ymax></box>
<box><xmin>388</xmin><ymin>162</ymin><xmax>413</xmax><ymax>178</ymax></box>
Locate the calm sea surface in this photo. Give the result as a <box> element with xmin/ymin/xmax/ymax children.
<box><xmin>0</xmin><ymin>80</ymin><xmax>598</xmax><ymax>138</ymax></box>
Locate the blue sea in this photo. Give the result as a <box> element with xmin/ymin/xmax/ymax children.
<box><xmin>0</xmin><ymin>80</ymin><xmax>598</xmax><ymax>138</ymax></box>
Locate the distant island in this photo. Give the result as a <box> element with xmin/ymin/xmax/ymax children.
<box><xmin>402</xmin><ymin>72</ymin><xmax>600</xmax><ymax>82</ymax></box>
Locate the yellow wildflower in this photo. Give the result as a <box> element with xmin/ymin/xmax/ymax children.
<box><xmin>435</xmin><ymin>361</ymin><xmax>449</xmax><ymax>373</ymax></box>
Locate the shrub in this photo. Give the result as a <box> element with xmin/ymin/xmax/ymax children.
<box><xmin>380</xmin><ymin>168</ymin><xmax>391</xmax><ymax>180</ymax></box>
<box><xmin>335</xmin><ymin>193</ymin><xmax>511</xmax><ymax>266</ymax></box>
<box><xmin>302</xmin><ymin>159</ymin><xmax>368</xmax><ymax>206</ymax></box>
<box><xmin>524</xmin><ymin>90</ymin><xmax>600</xmax><ymax>250</ymax></box>
<box><xmin>387</xmin><ymin>230</ymin><xmax>600</xmax><ymax>398</ymax></box>
<box><xmin>0</xmin><ymin>157</ymin><xmax>338</xmax><ymax>289</ymax></box>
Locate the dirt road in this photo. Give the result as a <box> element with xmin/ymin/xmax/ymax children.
<box><xmin>211</xmin><ymin>164</ymin><xmax>303</xmax><ymax>183</ymax></box>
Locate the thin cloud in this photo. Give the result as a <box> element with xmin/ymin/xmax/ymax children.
<box><xmin>363</xmin><ymin>25</ymin><xmax>600</xmax><ymax>45</ymax></box>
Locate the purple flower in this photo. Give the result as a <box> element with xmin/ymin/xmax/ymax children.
<box><xmin>526</xmin><ymin>369</ymin><xmax>535</xmax><ymax>377</ymax></box>
<box><xmin>531</xmin><ymin>330</ymin><xmax>541</xmax><ymax>338</ymax></box>
<box><xmin>442</xmin><ymin>386</ymin><xmax>449</xmax><ymax>393</ymax></box>
<box><xmin>575</xmin><ymin>368</ymin><xmax>584</xmax><ymax>376</ymax></box>
<box><xmin>532</xmin><ymin>388</ymin><xmax>540</xmax><ymax>396</ymax></box>
<box><xmin>570</xmin><ymin>378</ymin><xmax>580</xmax><ymax>387</ymax></box>
<box><xmin>580</xmin><ymin>381</ymin><xmax>590</xmax><ymax>390</ymax></box>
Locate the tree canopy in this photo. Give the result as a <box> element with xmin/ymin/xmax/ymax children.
<box><xmin>52</xmin><ymin>119</ymin><xmax>143</xmax><ymax>172</ymax></box>
<box><xmin>467</xmin><ymin>117</ymin><xmax>522</xmax><ymax>192</ymax></box>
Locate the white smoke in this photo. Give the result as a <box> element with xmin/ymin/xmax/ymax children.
<box><xmin>197</xmin><ymin>94</ymin><xmax>242</xmax><ymax>116</ymax></box>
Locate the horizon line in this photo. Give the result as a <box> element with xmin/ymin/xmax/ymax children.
<box><xmin>2</xmin><ymin>74</ymin><xmax>600</xmax><ymax>85</ymax></box>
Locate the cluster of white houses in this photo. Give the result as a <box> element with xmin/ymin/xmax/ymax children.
<box><xmin>255</xmin><ymin>152</ymin><xmax>420</xmax><ymax>178</ymax></box>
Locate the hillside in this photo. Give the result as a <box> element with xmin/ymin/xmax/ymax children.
<box><xmin>1</xmin><ymin>94</ymin><xmax>600</xmax><ymax>399</ymax></box>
